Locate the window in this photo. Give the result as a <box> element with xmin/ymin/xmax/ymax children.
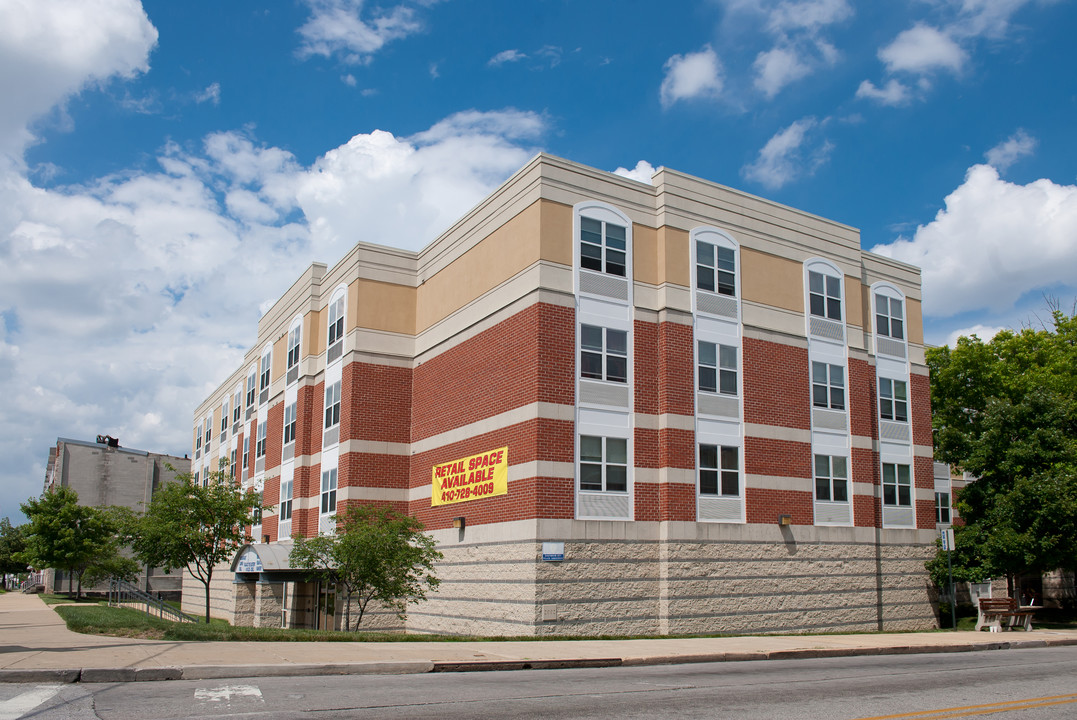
<box><xmin>283</xmin><ymin>401</ymin><xmax>297</xmax><ymax>445</ymax></box>
<box><xmin>699</xmin><ymin>444</ymin><xmax>739</xmax><ymax>496</ymax></box>
<box><xmin>203</xmin><ymin>417</ymin><xmax>211</xmax><ymax>444</ymax></box>
<box><xmin>580</xmin><ymin>325</ymin><xmax>627</xmax><ymax>383</ymax></box>
<box><xmin>580</xmin><ymin>216</ymin><xmax>627</xmax><ymax>277</ymax></box>
<box><xmin>233</xmin><ymin>390</ymin><xmax>242</xmax><ymax>423</ymax></box>
<box><xmin>698</xmin><ymin>341</ymin><xmax>737</xmax><ymax>395</ymax></box>
<box><xmin>321</xmin><ymin>468</ymin><xmax>337</xmax><ymax>514</ymax></box>
<box><xmin>252</xmin><ymin>493</ymin><xmax>263</xmax><ymax>527</ymax></box>
<box><xmin>229</xmin><ymin>449</ymin><xmax>237</xmax><ymax>480</ymax></box>
<box><xmin>696</xmin><ymin>241</ymin><xmax>735</xmax><ymax>296</ymax></box>
<box><xmin>811</xmin><ymin>362</ymin><xmax>845</xmax><ymax>410</ymax></box>
<box><xmin>246</xmin><ymin>368</ymin><xmax>257</xmax><ymax>407</ymax></box>
<box><xmin>935</xmin><ymin>492</ymin><xmax>951</xmax><ymax>524</ymax></box>
<box><xmin>221</xmin><ymin>401</ymin><xmax>229</xmax><ymax>432</ymax></box>
<box><xmin>242</xmin><ymin>440</ymin><xmax>249</xmax><ymax>470</ymax></box>
<box><xmin>879</xmin><ymin>378</ymin><xmax>908</xmax><ymax>422</ymax></box>
<box><xmin>579</xmin><ymin>436</ymin><xmax>628</xmax><ymax>492</ymax></box>
<box><xmin>814</xmin><ymin>455</ymin><xmax>849</xmax><ymax>502</ymax></box>
<box><xmin>883</xmin><ymin>463</ymin><xmax>912</xmax><ymax>507</ymax></box>
<box><xmin>287</xmin><ymin>323</ymin><xmax>301</xmax><ymax>371</ymax></box>
<box><xmin>195</xmin><ymin>426</ymin><xmax>202</xmax><ymax>451</ymax></box>
<box><xmin>259</xmin><ymin>349</ymin><xmax>271</xmax><ymax>392</ymax></box>
<box><xmin>876</xmin><ymin>293</ymin><xmax>904</xmax><ymax>340</ymax></box>
<box><xmin>809</xmin><ymin>270</ymin><xmax>842</xmax><ymax>321</ymax></box>
<box><xmin>193</xmin><ymin>469</ymin><xmax>199</xmax><ymax>486</ymax></box>
<box><xmin>280</xmin><ymin>478</ymin><xmax>293</xmax><ymax>522</ymax></box>
<box><xmin>328</xmin><ymin>293</ymin><xmax>345</xmax><ymax>347</ymax></box>
<box><xmin>324</xmin><ymin>381</ymin><xmax>341</xmax><ymax>429</ymax></box>
<box><xmin>256</xmin><ymin>421</ymin><xmax>266</xmax><ymax>459</ymax></box>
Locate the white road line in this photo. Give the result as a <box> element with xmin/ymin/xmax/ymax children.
<box><xmin>0</xmin><ymin>685</ymin><xmax>62</xmax><ymax>720</ymax></box>
<box><xmin>193</xmin><ymin>684</ymin><xmax>264</xmax><ymax>703</ymax></box>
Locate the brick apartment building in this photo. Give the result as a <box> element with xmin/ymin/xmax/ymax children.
<box><xmin>189</xmin><ymin>154</ymin><xmax>940</xmax><ymax>634</ymax></box>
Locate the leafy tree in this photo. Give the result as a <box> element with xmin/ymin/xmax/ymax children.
<box><xmin>928</xmin><ymin>309</ymin><xmax>1077</xmax><ymax>595</ymax></box>
<box><xmin>18</xmin><ymin>487</ymin><xmax>118</xmax><ymax>599</ymax></box>
<box><xmin>0</xmin><ymin>518</ymin><xmax>28</xmax><ymax>589</ymax></box>
<box><xmin>81</xmin><ymin>544</ymin><xmax>141</xmax><ymax>588</ymax></box>
<box><xmin>129</xmin><ymin>469</ymin><xmax>263</xmax><ymax>623</ymax></box>
<box><xmin>291</xmin><ymin>505</ymin><xmax>442</xmax><ymax>630</ymax></box>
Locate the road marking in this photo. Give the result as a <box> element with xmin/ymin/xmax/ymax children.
<box><xmin>0</xmin><ymin>685</ymin><xmax>62</xmax><ymax>720</ymax></box>
<box><xmin>193</xmin><ymin>684</ymin><xmax>264</xmax><ymax>703</ymax></box>
<box><xmin>854</xmin><ymin>693</ymin><xmax>1077</xmax><ymax>719</ymax></box>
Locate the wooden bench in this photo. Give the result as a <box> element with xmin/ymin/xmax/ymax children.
<box><xmin>975</xmin><ymin>597</ymin><xmax>1035</xmax><ymax>632</ymax></box>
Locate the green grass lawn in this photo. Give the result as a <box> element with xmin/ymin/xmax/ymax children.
<box><xmin>39</xmin><ymin>593</ymin><xmax>102</xmax><ymax>606</ymax></box>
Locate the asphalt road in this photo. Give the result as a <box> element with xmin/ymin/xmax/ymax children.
<box><xmin>3</xmin><ymin>645</ymin><xmax>1077</xmax><ymax>719</ymax></box>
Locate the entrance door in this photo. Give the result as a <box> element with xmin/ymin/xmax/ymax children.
<box><xmin>316</xmin><ymin>581</ymin><xmax>336</xmax><ymax>630</ymax></box>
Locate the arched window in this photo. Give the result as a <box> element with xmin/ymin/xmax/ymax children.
<box><xmin>805</xmin><ymin>260</ymin><xmax>843</xmax><ymax>322</ymax></box>
<box><xmin>286</xmin><ymin>316</ymin><xmax>302</xmax><ymax>384</ymax></box>
<box><xmin>694</xmin><ymin>229</ymin><xmax>738</xmax><ymax>298</ymax></box>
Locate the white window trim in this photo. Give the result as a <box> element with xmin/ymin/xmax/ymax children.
<box><xmin>871</xmin><ymin>282</ymin><xmax>907</xmax><ymax>342</ymax></box>
<box><xmin>697</xmin><ymin>340</ymin><xmax>738</xmax><ymax>396</ymax></box>
<box><xmin>320</xmin><ymin>467</ymin><xmax>338</xmax><ymax>515</ymax></box>
<box><xmin>692</xmin><ymin>227</ymin><xmax>739</xmax><ymax>299</ymax></box>
<box><xmin>577</xmin><ymin>435</ymin><xmax>629</xmax><ymax>494</ymax></box>
<box><xmin>286</xmin><ymin>316</ymin><xmax>302</xmax><ymax>374</ymax></box>
<box><xmin>811</xmin><ymin>361</ymin><xmax>846</xmax><ymax>411</ymax></box>
<box><xmin>580</xmin><ymin>324</ymin><xmax>628</xmax><ymax>383</ymax></box>
<box><xmin>259</xmin><ymin>343</ymin><xmax>272</xmax><ymax>396</ymax></box>
<box><xmin>574</xmin><ymin>201</ymin><xmax>634</xmax><ymax>284</ymax></box>
<box><xmin>882</xmin><ymin>462</ymin><xmax>913</xmax><ymax>508</ymax></box>
<box><xmin>324</xmin><ymin>380</ymin><xmax>341</xmax><ymax>429</ymax></box>
<box><xmin>326</xmin><ymin>285</ymin><xmax>347</xmax><ymax>359</ymax></box>
<box><xmin>804</xmin><ymin>259</ymin><xmax>844</xmax><ymax>323</ymax></box>
<box><xmin>878</xmin><ymin>377</ymin><xmax>909</xmax><ymax>423</ymax></box>
<box><xmin>698</xmin><ymin>443</ymin><xmax>740</xmax><ymax>498</ymax></box>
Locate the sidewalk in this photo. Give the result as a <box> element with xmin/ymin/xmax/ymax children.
<box><xmin>2</xmin><ymin>592</ymin><xmax>1076</xmax><ymax>684</ymax></box>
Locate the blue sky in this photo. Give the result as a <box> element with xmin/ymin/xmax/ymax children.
<box><xmin>1</xmin><ymin>0</ymin><xmax>1075</xmax><ymax>522</ymax></box>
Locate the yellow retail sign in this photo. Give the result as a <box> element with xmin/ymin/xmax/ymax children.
<box><xmin>431</xmin><ymin>446</ymin><xmax>508</xmax><ymax>506</ymax></box>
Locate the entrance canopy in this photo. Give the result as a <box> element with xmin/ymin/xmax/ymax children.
<box><xmin>230</xmin><ymin>541</ymin><xmax>309</xmax><ymax>583</ymax></box>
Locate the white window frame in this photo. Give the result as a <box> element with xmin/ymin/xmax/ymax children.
<box><xmin>320</xmin><ymin>468</ymin><xmax>337</xmax><ymax>515</ymax></box>
<box><xmin>811</xmin><ymin>361</ymin><xmax>845</xmax><ymax>411</ymax></box>
<box><xmin>935</xmin><ymin>491</ymin><xmax>951</xmax><ymax>524</ymax></box>
<box><xmin>578</xmin><ymin>435</ymin><xmax>628</xmax><ymax>493</ymax></box>
<box><xmin>698</xmin><ymin>341</ymin><xmax>737</xmax><ymax>396</ymax></box>
<box><xmin>580</xmin><ymin>325</ymin><xmax>627</xmax><ymax>383</ymax></box>
<box><xmin>327</xmin><ymin>288</ymin><xmax>346</xmax><ymax>349</ymax></box>
<box><xmin>814</xmin><ymin>454</ymin><xmax>849</xmax><ymax>503</ymax></box>
<box><xmin>280</xmin><ymin>477</ymin><xmax>293</xmax><ymax>522</ymax></box>
<box><xmin>879</xmin><ymin>377</ymin><xmax>909</xmax><ymax>422</ymax></box>
<box><xmin>220</xmin><ymin>400</ymin><xmax>229</xmax><ymax>433</ymax></box>
<box><xmin>579</xmin><ymin>216</ymin><xmax>628</xmax><ymax>277</ymax></box>
<box><xmin>283</xmin><ymin>401</ymin><xmax>297</xmax><ymax>445</ymax></box>
<box><xmin>229</xmin><ymin>449</ymin><xmax>237</xmax><ymax>480</ymax></box>
<box><xmin>698</xmin><ymin>443</ymin><xmax>739</xmax><ymax>497</ymax></box>
<box><xmin>259</xmin><ymin>346</ymin><xmax>272</xmax><ymax>394</ymax></box>
<box><xmin>246</xmin><ymin>366</ymin><xmax>257</xmax><ymax>408</ymax></box>
<box><xmin>696</xmin><ymin>238</ymin><xmax>736</xmax><ymax>297</ymax></box>
<box><xmin>324</xmin><ymin>381</ymin><xmax>341</xmax><ymax>429</ymax></box>
<box><xmin>256</xmin><ymin>420</ymin><xmax>267</xmax><ymax>459</ymax></box>
<box><xmin>286</xmin><ymin>318</ymin><xmax>301</xmax><ymax>373</ymax></box>
<box><xmin>203</xmin><ymin>415</ymin><xmax>212</xmax><ymax>445</ymax></box>
<box><xmin>232</xmin><ymin>388</ymin><xmax>242</xmax><ymax>423</ymax></box>
<box><xmin>875</xmin><ymin>290</ymin><xmax>905</xmax><ymax>341</ymax></box>
<box><xmin>882</xmin><ymin>462</ymin><xmax>912</xmax><ymax>507</ymax></box>
<box><xmin>808</xmin><ymin>267</ymin><xmax>843</xmax><ymax>321</ymax></box>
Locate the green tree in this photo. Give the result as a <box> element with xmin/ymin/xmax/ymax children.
<box><xmin>18</xmin><ymin>487</ymin><xmax>118</xmax><ymax>599</ymax></box>
<box><xmin>0</xmin><ymin>518</ymin><xmax>28</xmax><ymax>589</ymax></box>
<box><xmin>291</xmin><ymin>505</ymin><xmax>442</xmax><ymax>630</ymax></box>
<box><xmin>81</xmin><ymin>544</ymin><xmax>141</xmax><ymax>588</ymax></box>
<box><xmin>928</xmin><ymin>309</ymin><xmax>1077</xmax><ymax>594</ymax></box>
<box><xmin>129</xmin><ymin>469</ymin><xmax>263</xmax><ymax>623</ymax></box>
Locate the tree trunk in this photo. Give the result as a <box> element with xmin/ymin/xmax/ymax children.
<box><xmin>204</xmin><ymin>568</ymin><xmax>213</xmax><ymax>623</ymax></box>
<box><xmin>343</xmin><ymin>588</ymin><xmax>350</xmax><ymax>632</ymax></box>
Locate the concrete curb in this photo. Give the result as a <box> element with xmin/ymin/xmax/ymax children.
<box><xmin>3</xmin><ymin>636</ymin><xmax>1076</xmax><ymax>683</ymax></box>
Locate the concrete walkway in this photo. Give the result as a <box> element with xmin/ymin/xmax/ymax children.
<box><xmin>2</xmin><ymin>592</ymin><xmax>1076</xmax><ymax>683</ymax></box>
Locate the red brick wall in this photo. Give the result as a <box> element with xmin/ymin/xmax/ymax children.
<box><xmin>852</xmin><ymin>446</ymin><xmax>880</xmax><ymax>528</ymax></box>
<box><xmin>635</xmin><ymin>428</ymin><xmax>659</xmax><ymax>470</ymax></box>
<box><xmin>742</xmin><ymin>337</ymin><xmax>810</xmax><ymax>429</ymax></box>
<box><xmin>744</xmin><ymin>437</ymin><xmax>812</xmax><ymax>480</ymax></box>
<box><xmin>848</xmin><ymin>357</ymin><xmax>877</xmax><ymax>440</ymax></box>
<box><xmin>658</xmin><ymin>321</ymin><xmax>693</xmax><ymax>417</ymax></box>
<box><xmin>910</xmin><ymin>372</ymin><xmax>932</xmax><ymax>447</ymax></box>
<box><xmin>915</xmin><ymin>455</ymin><xmax>935</xmax><ymax>529</ymax></box>
<box><xmin>660</xmin><ymin>483</ymin><xmax>696</xmax><ymax>522</ymax></box>
<box><xmin>342</xmin><ymin>364</ymin><xmax>411</xmax><ymax>444</ymax></box>
<box><xmin>295</xmin><ymin>382</ymin><xmax>323</xmax><ymax>459</ymax></box>
<box><xmin>746</xmin><ymin>488</ymin><xmax>812</xmax><ymax>525</ymax></box>
<box><xmin>635</xmin><ymin>482</ymin><xmax>659</xmax><ymax>522</ymax></box>
<box><xmin>634</xmin><ymin>320</ymin><xmax>658</xmax><ymax>415</ymax></box>
<box><xmin>265</xmin><ymin>402</ymin><xmax>283</xmax><ymax>472</ymax></box>
<box><xmin>659</xmin><ymin>428</ymin><xmax>695</xmax><ymax>470</ymax></box>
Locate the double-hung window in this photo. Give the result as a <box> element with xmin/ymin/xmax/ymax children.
<box><xmin>203</xmin><ymin>417</ymin><xmax>211</xmax><ymax>446</ymax></box>
<box><xmin>233</xmin><ymin>391</ymin><xmax>242</xmax><ymax>423</ymax></box>
<box><xmin>327</xmin><ymin>294</ymin><xmax>345</xmax><ymax>348</ymax></box>
<box><xmin>283</xmin><ymin>401</ymin><xmax>297</xmax><ymax>445</ymax></box>
<box><xmin>287</xmin><ymin>324</ymin><xmax>301</xmax><ymax>372</ymax></box>
<box><xmin>580</xmin><ymin>217</ymin><xmax>627</xmax><ymax>277</ymax></box>
<box><xmin>882</xmin><ymin>463</ymin><xmax>912</xmax><ymax>507</ymax></box>
<box><xmin>879</xmin><ymin>378</ymin><xmax>908</xmax><ymax>422</ymax></box>
<box><xmin>935</xmin><ymin>492</ymin><xmax>951</xmax><ymax>524</ymax></box>
<box><xmin>809</xmin><ymin>270</ymin><xmax>842</xmax><ymax>321</ymax></box>
<box><xmin>229</xmin><ymin>449</ymin><xmax>237</xmax><ymax>480</ymax></box>
<box><xmin>195</xmin><ymin>426</ymin><xmax>202</xmax><ymax>452</ymax></box>
<box><xmin>280</xmin><ymin>478</ymin><xmax>293</xmax><ymax>522</ymax></box>
<box><xmin>698</xmin><ymin>341</ymin><xmax>737</xmax><ymax>395</ymax></box>
<box><xmin>876</xmin><ymin>294</ymin><xmax>904</xmax><ymax>340</ymax></box>
<box><xmin>242</xmin><ymin>440</ymin><xmax>249</xmax><ymax>470</ymax></box>
<box><xmin>696</xmin><ymin>241</ymin><xmax>736</xmax><ymax>296</ymax></box>
<box><xmin>814</xmin><ymin>455</ymin><xmax>849</xmax><ymax>502</ymax></box>
<box><xmin>579</xmin><ymin>436</ymin><xmax>627</xmax><ymax>492</ymax></box>
<box><xmin>811</xmin><ymin>362</ymin><xmax>845</xmax><ymax>411</ymax></box>
<box><xmin>259</xmin><ymin>350</ymin><xmax>271</xmax><ymax>393</ymax></box>
<box><xmin>221</xmin><ymin>401</ymin><xmax>229</xmax><ymax>432</ymax></box>
<box><xmin>321</xmin><ymin>468</ymin><xmax>337</xmax><ymax>514</ymax></box>
<box><xmin>699</xmin><ymin>444</ymin><xmax>739</xmax><ymax>496</ymax></box>
<box><xmin>256</xmin><ymin>421</ymin><xmax>266</xmax><ymax>459</ymax></box>
<box><xmin>246</xmin><ymin>369</ymin><xmax>257</xmax><ymax>407</ymax></box>
<box><xmin>324</xmin><ymin>381</ymin><xmax>341</xmax><ymax>429</ymax></box>
<box><xmin>580</xmin><ymin>325</ymin><xmax>627</xmax><ymax>383</ymax></box>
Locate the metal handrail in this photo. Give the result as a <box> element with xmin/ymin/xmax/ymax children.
<box><xmin>108</xmin><ymin>578</ymin><xmax>198</xmax><ymax>624</ymax></box>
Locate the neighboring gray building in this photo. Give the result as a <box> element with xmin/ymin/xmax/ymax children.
<box><xmin>42</xmin><ymin>435</ymin><xmax>189</xmax><ymax>595</ymax></box>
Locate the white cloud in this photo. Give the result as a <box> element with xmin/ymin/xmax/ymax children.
<box><xmin>613</xmin><ymin>161</ymin><xmax>657</xmax><ymax>184</ymax></box>
<box><xmin>984</xmin><ymin>129</ymin><xmax>1037</xmax><ymax>172</ymax></box>
<box><xmin>660</xmin><ymin>46</ymin><xmax>724</xmax><ymax>108</ymax></box>
<box><xmin>754</xmin><ymin>47</ymin><xmax>812</xmax><ymax>98</ymax></box>
<box><xmin>765</xmin><ymin>0</ymin><xmax>852</xmax><ymax>33</ymax></box>
<box><xmin>296</xmin><ymin>0</ymin><xmax>420</xmax><ymax>65</ymax></box>
<box><xmin>879</xmin><ymin>24</ymin><xmax>967</xmax><ymax>75</ymax></box>
<box><xmin>855</xmin><ymin>79</ymin><xmax>912</xmax><ymax>106</ymax></box>
<box><xmin>871</xmin><ymin>164</ymin><xmax>1077</xmax><ymax>317</ymax></box>
<box><xmin>488</xmin><ymin>49</ymin><xmax>526</xmax><ymax>67</ymax></box>
<box><xmin>0</xmin><ymin>0</ymin><xmax>158</xmax><ymax>163</ymax></box>
<box><xmin>194</xmin><ymin>82</ymin><xmax>220</xmax><ymax>105</ymax></box>
<box><xmin>742</xmin><ymin>117</ymin><xmax>832</xmax><ymax>189</ymax></box>
<box><xmin>952</xmin><ymin>0</ymin><xmax>1037</xmax><ymax>39</ymax></box>
<box><xmin>943</xmin><ymin>323</ymin><xmax>1005</xmax><ymax>348</ymax></box>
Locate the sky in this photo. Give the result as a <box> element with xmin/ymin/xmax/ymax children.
<box><xmin>1</xmin><ymin>0</ymin><xmax>1075</xmax><ymax>522</ymax></box>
